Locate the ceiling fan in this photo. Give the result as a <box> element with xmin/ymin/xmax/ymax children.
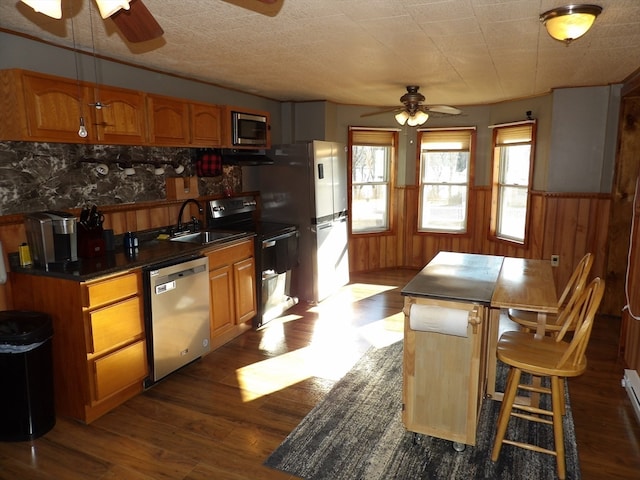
<box><xmin>19</xmin><ymin>0</ymin><xmax>280</xmax><ymax>43</ymax></box>
<box><xmin>361</xmin><ymin>85</ymin><xmax>462</xmax><ymax>126</ymax></box>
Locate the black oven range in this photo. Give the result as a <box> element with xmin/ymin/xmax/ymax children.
<box><xmin>206</xmin><ymin>194</ymin><xmax>299</xmax><ymax>328</ymax></box>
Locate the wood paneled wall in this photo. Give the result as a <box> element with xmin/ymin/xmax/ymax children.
<box><xmin>623</xmin><ymin>193</ymin><xmax>640</xmax><ymax>370</ymax></box>
<box><xmin>349</xmin><ymin>186</ymin><xmax>613</xmax><ymax>312</ymax></box>
<box><xmin>1</xmin><ymin>188</ymin><xmax>614</xmax><ymax>314</ymax></box>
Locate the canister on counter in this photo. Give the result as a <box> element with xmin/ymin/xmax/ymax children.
<box><xmin>18</xmin><ymin>243</ymin><xmax>32</xmax><ymax>267</ymax></box>
<box><xmin>123</xmin><ymin>232</ymin><xmax>138</xmax><ymax>257</ymax></box>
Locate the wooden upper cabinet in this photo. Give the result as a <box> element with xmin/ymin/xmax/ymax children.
<box><xmin>146</xmin><ymin>94</ymin><xmax>190</xmax><ymax>146</ymax></box>
<box><xmin>0</xmin><ymin>69</ymin><xmax>265</xmax><ymax>149</ymax></box>
<box><xmin>0</xmin><ymin>69</ymin><xmax>145</xmax><ymax>145</ymax></box>
<box><xmin>23</xmin><ymin>73</ymin><xmax>92</xmax><ymax>142</ymax></box>
<box><xmin>91</xmin><ymin>86</ymin><xmax>147</xmax><ymax>145</ymax></box>
<box><xmin>190</xmin><ymin>102</ymin><xmax>222</xmax><ymax>147</ymax></box>
<box><xmin>0</xmin><ymin>69</ymin><xmax>93</xmax><ymax>143</ymax></box>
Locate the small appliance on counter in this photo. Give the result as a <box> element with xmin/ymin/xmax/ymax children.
<box><xmin>24</xmin><ymin>211</ymin><xmax>78</xmax><ymax>268</ymax></box>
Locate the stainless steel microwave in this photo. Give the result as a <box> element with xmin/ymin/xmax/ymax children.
<box><xmin>232</xmin><ymin>111</ymin><xmax>268</xmax><ymax>147</ymax></box>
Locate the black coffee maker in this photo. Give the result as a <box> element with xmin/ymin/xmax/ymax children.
<box><xmin>24</xmin><ymin>211</ymin><xmax>78</xmax><ymax>268</ymax></box>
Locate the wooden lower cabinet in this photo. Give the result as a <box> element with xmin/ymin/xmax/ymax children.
<box><xmin>209</xmin><ymin>263</ymin><xmax>235</xmax><ymax>336</ymax></box>
<box><xmin>205</xmin><ymin>238</ymin><xmax>257</xmax><ymax>349</ymax></box>
<box><xmin>11</xmin><ymin>270</ymin><xmax>148</xmax><ymax>424</ymax></box>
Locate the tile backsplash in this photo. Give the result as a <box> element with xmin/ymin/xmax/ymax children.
<box><xmin>0</xmin><ymin>142</ymin><xmax>241</xmax><ymax>216</ymax></box>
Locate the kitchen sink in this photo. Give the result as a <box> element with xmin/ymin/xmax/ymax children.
<box><xmin>169</xmin><ymin>230</ymin><xmax>247</xmax><ymax>245</ymax></box>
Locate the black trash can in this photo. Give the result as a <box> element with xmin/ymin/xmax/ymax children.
<box><xmin>0</xmin><ymin>310</ymin><xmax>55</xmax><ymax>441</ymax></box>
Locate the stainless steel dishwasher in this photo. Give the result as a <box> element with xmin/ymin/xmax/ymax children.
<box><xmin>144</xmin><ymin>256</ymin><xmax>210</xmax><ymax>386</ymax></box>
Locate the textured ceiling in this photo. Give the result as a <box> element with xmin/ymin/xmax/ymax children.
<box><xmin>1</xmin><ymin>0</ymin><xmax>640</xmax><ymax>109</ymax></box>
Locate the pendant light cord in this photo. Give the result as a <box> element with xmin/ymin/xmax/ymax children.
<box><xmin>69</xmin><ymin>2</ymin><xmax>82</xmax><ymax>110</ymax></box>
<box><xmin>69</xmin><ymin>1</ymin><xmax>87</xmax><ymax>137</ymax></box>
<box><xmin>88</xmin><ymin>0</ymin><xmax>102</xmax><ymax>108</ymax></box>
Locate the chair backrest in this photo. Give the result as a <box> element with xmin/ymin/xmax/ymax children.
<box><xmin>555</xmin><ymin>277</ymin><xmax>605</xmax><ymax>369</ymax></box>
<box><xmin>552</xmin><ymin>253</ymin><xmax>594</xmax><ymax>327</ymax></box>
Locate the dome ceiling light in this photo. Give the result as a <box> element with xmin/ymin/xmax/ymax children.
<box><xmin>540</xmin><ymin>4</ymin><xmax>603</xmax><ymax>45</ymax></box>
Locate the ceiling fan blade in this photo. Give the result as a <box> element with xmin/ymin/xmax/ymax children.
<box><xmin>426</xmin><ymin>105</ymin><xmax>462</xmax><ymax>115</ymax></box>
<box><xmin>110</xmin><ymin>0</ymin><xmax>164</xmax><ymax>43</ymax></box>
<box><xmin>360</xmin><ymin>107</ymin><xmax>400</xmax><ymax>118</ymax></box>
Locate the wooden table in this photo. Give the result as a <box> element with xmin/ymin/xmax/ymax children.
<box><xmin>487</xmin><ymin>257</ymin><xmax>558</xmax><ymax>401</ymax></box>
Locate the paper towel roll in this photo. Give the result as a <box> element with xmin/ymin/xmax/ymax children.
<box><xmin>409</xmin><ymin>304</ymin><xmax>469</xmax><ymax>337</ymax></box>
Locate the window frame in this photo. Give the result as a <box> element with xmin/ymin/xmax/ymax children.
<box><xmin>489</xmin><ymin>120</ymin><xmax>537</xmax><ymax>246</ymax></box>
<box><xmin>348</xmin><ymin>127</ymin><xmax>398</xmax><ymax>236</ymax></box>
<box><xmin>416</xmin><ymin>127</ymin><xmax>476</xmax><ymax>235</ymax></box>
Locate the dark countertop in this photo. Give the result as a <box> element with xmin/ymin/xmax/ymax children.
<box><xmin>11</xmin><ymin>232</ymin><xmax>256</xmax><ymax>282</ymax></box>
<box><xmin>401</xmin><ymin>251</ymin><xmax>504</xmax><ymax>305</ymax></box>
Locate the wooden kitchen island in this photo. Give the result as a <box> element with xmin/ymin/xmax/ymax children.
<box><xmin>401</xmin><ymin>252</ymin><xmax>503</xmax><ymax>447</ymax></box>
<box><xmin>400</xmin><ymin>251</ymin><xmax>558</xmax><ymax>447</ymax></box>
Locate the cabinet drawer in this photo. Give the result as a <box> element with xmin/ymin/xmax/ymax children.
<box><xmin>87</xmin><ymin>296</ymin><xmax>144</xmax><ymax>354</ymax></box>
<box><xmin>83</xmin><ymin>272</ymin><xmax>139</xmax><ymax>307</ymax></box>
<box><xmin>206</xmin><ymin>239</ymin><xmax>254</xmax><ymax>269</ymax></box>
<box><xmin>93</xmin><ymin>340</ymin><xmax>147</xmax><ymax>402</ymax></box>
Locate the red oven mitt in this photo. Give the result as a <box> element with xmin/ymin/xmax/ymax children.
<box><xmin>196</xmin><ymin>148</ymin><xmax>222</xmax><ymax>177</ymax></box>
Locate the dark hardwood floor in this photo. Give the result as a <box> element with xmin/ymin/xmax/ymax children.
<box><xmin>0</xmin><ymin>269</ymin><xmax>639</xmax><ymax>479</ymax></box>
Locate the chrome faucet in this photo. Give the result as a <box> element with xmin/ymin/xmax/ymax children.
<box><xmin>176</xmin><ymin>199</ymin><xmax>204</xmax><ymax>233</ymax></box>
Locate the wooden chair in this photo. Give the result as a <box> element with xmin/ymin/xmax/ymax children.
<box><xmin>491</xmin><ymin>277</ymin><xmax>605</xmax><ymax>480</ymax></box>
<box><xmin>507</xmin><ymin>253</ymin><xmax>593</xmax><ymax>336</ymax></box>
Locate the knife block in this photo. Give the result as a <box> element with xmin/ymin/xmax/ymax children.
<box><xmin>166</xmin><ymin>177</ymin><xmax>199</xmax><ymax>200</ymax></box>
<box><xmin>78</xmin><ymin>225</ymin><xmax>105</xmax><ymax>258</ymax></box>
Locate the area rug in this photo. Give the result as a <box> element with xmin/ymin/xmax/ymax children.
<box><xmin>264</xmin><ymin>341</ymin><xmax>581</xmax><ymax>480</ymax></box>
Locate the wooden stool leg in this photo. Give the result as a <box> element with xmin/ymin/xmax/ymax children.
<box><xmin>551</xmin><ymin>375</ymin><xmax>566</xmax><ymax>480</ymax></box>
<box><xmin>558</xmin><ymin>379</ymin><xmax>566</xmax><ymax>415</ymax></box>
<box><xmin>491</xmin><ymin>367</ymin><xmax>521</xmax><ymax>461</ymax></box>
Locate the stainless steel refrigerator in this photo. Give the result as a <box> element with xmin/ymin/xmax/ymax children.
<box><xmin>258</xmin><ymin>140</ymin><xmax>350</xmax><ymax>303</ymax></box>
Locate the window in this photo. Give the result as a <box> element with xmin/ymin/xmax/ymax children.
<box><xmin>417</xmin><ymin>128</ymin><xmax>475</xmax><ymax>233</ymax></box>
<box><xmin>490</xmin><ymin>121</ymin><xmax>536</xmax><ymax>244</ymax></box>
<box><xmin>349</xmin><ymin>128</ymin><xmax>397</xmax><ymax>234</ymax></box>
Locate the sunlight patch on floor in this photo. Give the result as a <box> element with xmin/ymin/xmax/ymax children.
<box><xmin>257</xmin><ymin>313</ymin><xmax>303</xmax><ymax>352</ymax></box>
<box><xmin>237</xmin><ymin>281</ymin><xmax>405</xmax><ymax>402</ymax></box>
<box><xmin>357</xmin><ymin>312</ymin><xmax>405</xmax><ymax>348</ymax></box>
<box><xmin>235</xmin><ymin>344</ymin><xmax>362</xmax><ymax>402</ymax></box>
<box><xmin>238</xmin><ymin>317</ymin><xmax>403</xmax><ymax>402</ymax></box>
<box><xmin>307</xmin><ymin>283</ymin><xmax>398</xmax><ymax>313</ymax></box>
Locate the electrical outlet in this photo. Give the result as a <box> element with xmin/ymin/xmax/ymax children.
<box><xmin>551</xmin><ymin>255</ymin><xmax>560</xmax><ymax>267</ymax></box>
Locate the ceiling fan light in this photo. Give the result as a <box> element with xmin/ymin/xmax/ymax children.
<box><xmin>415</xmin><ymin>111</ymin><xmax>429</xmax><ymax>125</ymax></box>
<box><xmin>406</xmin><ymin>115</ymin><xmax>420</xmax><ymax>127</ymax></box>
<box><xmin>395</xmin><ymin>111</ymin><xmax>410</xmax><ymax>126</ymax></box>
<box><xmin>94</xmin><ymin>0</ymin><xmax>131</xmax><ymax>19</ymax></box>
<box><xmin>20</xmin><ymin>0</ymin><xmax>62</xmax><ymax>19</ymax></box>
<box><xmin>540</xmin><ymin>4</ymin><xmax>602</xmax><ymax>44</ymax></box>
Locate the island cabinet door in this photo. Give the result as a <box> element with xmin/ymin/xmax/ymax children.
<box><xmin>402</xmin><ymin>297</ymin><xmax>487</xmax><ymax>446</ymax></box>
